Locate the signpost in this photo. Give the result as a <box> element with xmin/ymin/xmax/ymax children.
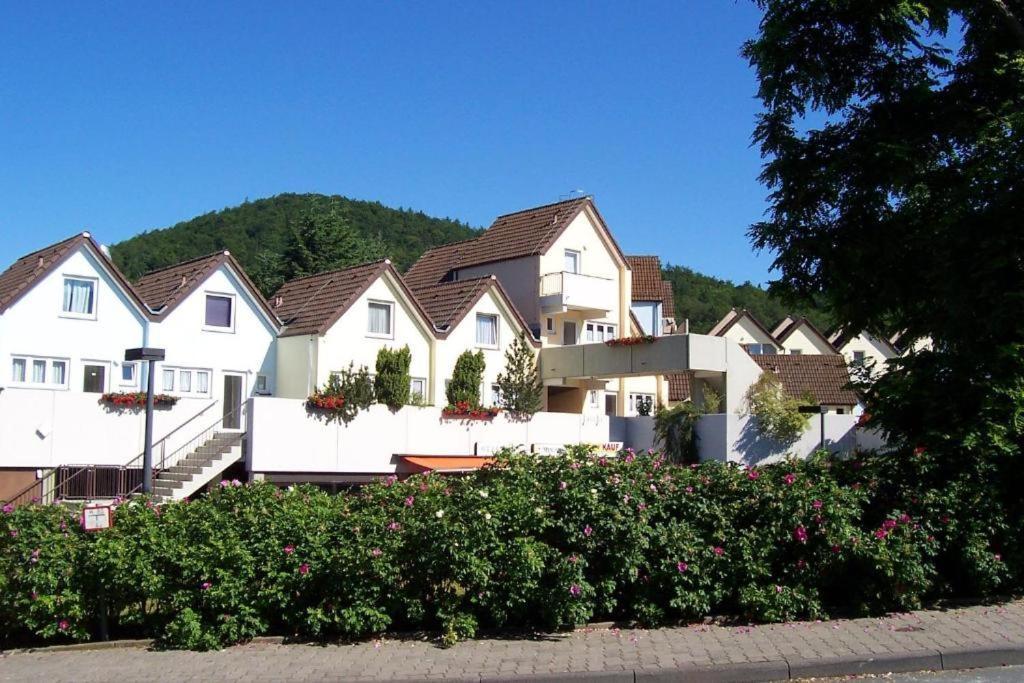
<box><xmin>81</xmin><ymin>504</ymin><xmax>113</xmax><ymax>532</ymax></box>
<box><xmin>124</xmin><ymin>347</ymin><xmax>166</xmax><ymax>494</ymax></box>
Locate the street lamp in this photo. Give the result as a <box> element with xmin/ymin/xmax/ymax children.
<box><xmin>798</xmin><ymin>404</ymin><xmax>828</xmax><ymax>452</ymax></box>
<box><xmin>125</xmin><ymin>347</ymin><xmax>166</xmax><ymax>494</ymax></box>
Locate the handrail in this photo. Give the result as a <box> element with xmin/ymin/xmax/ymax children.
<box><xmin>539</xmin><ymin>270</ymin><xmax>614</xmax><ymax>297</ymax></box>
<box><xmin>2</xmin><ymin>399</ymin><xmax>221</xmax><ymax>506</ymax></box>
<box><xmin>125</xmin><ymin>401</ymin><xmax>248</xmax><ymax>496</ymax></box>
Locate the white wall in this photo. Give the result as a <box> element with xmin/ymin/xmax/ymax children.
<box><xmin>434</xmin><ymin>288</ymin><xmax>525</xmax><ymax>407</ymax></box>
<box><xmin>317</xmin><ymin>273</ymin><xmax>435</xmax><ymax>398</ymax></box>
<box><xmin>696</xmin><ymin>412</ymin><xmax>860</xmax><ymax>465</ymax></box>
<box><xmin>720</xmin><ymin>317</ymin><xmax>776</xmax><ymax>349</ymax></box>
<box><xmin>779</xmin><ymin>324</ymin><xmax>835</xmax><ymax>355</ymax></box>
<box><xmin>0</xmin><ymin>389</ymin><xmax>216</xmax><ymax>468</ymax></box>
<box><xmin>0</xmin><ymin>246</ymin><xmax>147</xmax><ymax>395</ymax></box>
<box><xmin>248</xmin><ymin>399</ymin><xmax>617</xmax><ymax>474</ymax></box>
<box><xmin>838</xmin><ymin>332</ymin><xmax>896</xmax><ymax>376</ymax></box>
<box><xmin>148</xmin><ymin>265</ymin><xmax>277</xmax><ymax>408</ymax></box>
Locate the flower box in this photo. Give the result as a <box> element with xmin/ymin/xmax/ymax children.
<box><xmin>605</xmin><ymin>335</ymin><xmax>656</xmax><ymax>347</ymax></box>
<box><xmin>442</xmin><ymin>401</ymin><xmax>499</xmax><ymax>420</ymax></box>
<box><xmin>100</xmin><ymin>392</ymin><xmax>178</xmax><ymax>408</ymax></box>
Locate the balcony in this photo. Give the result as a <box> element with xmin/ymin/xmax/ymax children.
<box><xmin>539</xmin><ymin>271</ymin><xmax>616</xmax><ymax>315</ymax></box>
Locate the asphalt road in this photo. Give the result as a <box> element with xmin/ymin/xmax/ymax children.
<box><xmin>826</xmin><ymin>666</ymin><xmax>1024</xmax><ymax>682</ymax></box>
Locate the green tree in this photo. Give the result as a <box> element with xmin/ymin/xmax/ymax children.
<box><xmin>743</xmin><ymin>1</ymin><xmax>1024</xmax><ymax>454</ymax></box>
<box><xmin>446</xmin><ymin>350</ymin><xmax>485</xmax><ymax>408</ymax></box>
<box><xmin>283</xmin><ymin>204</ymin><xmax>388</xmax><ymax>281</ymax></box>
<box><xmin>495</xmin><ymin>333</ymin><xmax>543</xmax><ymax>416</ymax></box>
<box><xmin>374</xmin><ymin>346</ymin><xmax>412</xmax><ymax>410</ymax></box>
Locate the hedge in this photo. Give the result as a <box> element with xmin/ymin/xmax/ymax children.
<box><xmin>1</xmin><ymin>447</ymin><xmax>1020</xmax><ymax>650</ymax></box>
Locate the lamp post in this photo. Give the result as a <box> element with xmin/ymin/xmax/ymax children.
<box><xmin>125</xmin><ymin>347</ymin><xmax>166</xmax><ymax>494</ymax></box>
<box><xmin>798</xmin><ymin>404</ymin><xmax>828</xmax><ymax>452</ymax></box>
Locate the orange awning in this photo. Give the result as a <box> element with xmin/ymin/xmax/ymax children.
<box><xmin>398</xmin><ymin>456</ymin><xmax>495</xmax><ymax>473</ymax></box>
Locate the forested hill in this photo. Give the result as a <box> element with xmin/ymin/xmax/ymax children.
<box><xmin>110</xmin><ymin>193</ymin><xmax>481</xmax><ymax>281</ymax></box>
<box><xmin>662</xmin><ymin>264</ymin><xmax>833</xmax><ymax>335</ymax></box>
<box><xmin>109</xmin><ymin>192</ymin><xmax>828</xmax><ymax>333</ymax></box>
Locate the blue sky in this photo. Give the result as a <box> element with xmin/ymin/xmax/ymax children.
<box><xmin>0</xmin><ymin>1</ymin><xmax>775</xmax><ymax>284</ymax></box>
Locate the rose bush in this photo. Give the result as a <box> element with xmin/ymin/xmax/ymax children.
<box><xmin>1</xmin><ymin>446</ymin><xmax>1019</xmax><ymax>650</ymax></box>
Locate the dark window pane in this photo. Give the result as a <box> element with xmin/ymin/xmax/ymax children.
<box><xmin>205</xmin><ymin>295</ymin><xmax>232</xmax><ymax>327</ymax></box>
<box><xmin>83</xmin><ymin>364</ymin><xmax>105</xmax><ymax>393</ymax></box>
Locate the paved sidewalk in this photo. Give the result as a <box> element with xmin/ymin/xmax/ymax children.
<box><xmin>1</xmin><ymin>601</ymin><xmax>1023</xmax><ymax>682</ymax></box>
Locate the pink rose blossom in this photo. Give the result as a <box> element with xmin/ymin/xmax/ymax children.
<box><xmin>1</xmin><ymin>503</ymin><xmax>13</xmax><ymax>514</ymax></box>
<box><xmin>831</xmin><ymin>544</ymin><xmax>841</xmax><ymax>554</ymax></box>
<box><xmin>58</xmin><ymin>619</ymin><xmax>70</xmax><ymax>631</ymax></box>
<box><xmin>283</xmin><ymin>544</ymin><xmax>295</xmax><ymax>555</ymax></box>
<box><xmin>559</xmin><ymin>481</ymin><xmax>568</xmax><ymax>491</ymax></box>
<box><xmin>899</xmin><ymin>513</ymin><xmax>911</xmax><ymax>524</ymax></box>
<box><xmin>388</xmin><ymin>521</ymin><xmax>401</xmax><ymax>531</ymax></box>
<box><xmin>583</xmin><ymin>525</ymin><xmax>593</xmax><ymax>537</ymax></box>
<box><xmin>201</xmin><ymin>581</ymin><xmax>212</xmax><ymax>590</ymax></box>
<box><xmin>812</xmin><ymin>500</ymin><xmax>823</xmax><ymax>510</ymax></box>
<box><xmin>676</xmin><ymin>561</ymin><xmax>688</xmax><ymax>573</ymax></box>
<box><xmin>713</xmin><ymin>546</ymin><xmax>724</xmax><ymax>556</ymax></box>
<box><xmin>775</xmin><ymin>585</ymin><xmax>783</xmax><ymax>594</ymax></box>
<box><xmin>685</xmin><ymin>486</ymin><xmax>694</xmax><ymax>494</ymax></box>
<box><xmin>404</xmin><ymin>496</ymin><xmax>415</xmax><ymax>507</ymax></box>
<box><xmin>793</xmin><ymin>526</ymin><xmax>808</xmax><ymax>543</ymax></box>
<box><xmin>298</xmin><ymin>563</ymin><xmax>310</xmax><ymax>575</ymax></box>
<box><xmin>371</xmin><ymin>548</ymin><xmax>382</xmax><ymax>557</ymax></box>
<box><xmin>568</xmin><ymin>554</ymin><xmax>579</xmax><ymax>564</ymax></box>
<box><xmin>874</xmin><ymin>529</ymin><xmax>888</xmax><ymax>540</ymax></box>
<box><xmin>783</xmin><ymin>473</ymin><xmax>796</xmax><ymax>486</ymax></box>
<box><xmin>747</xmin><ymin>469</ymin><xmax>760</xmax><ymax>480</ymax></box>
<box><xmin>568</xmin><ymin>584</ymin><xmax>582</xmax><ymax>597</ymax></box>
<box><xmin>882</xmin><ymin>519</ymin><xmax>898</xmax><ymax>531</ymax></box>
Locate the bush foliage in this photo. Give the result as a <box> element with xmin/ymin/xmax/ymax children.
<box><xmin>374</xmin><ymin>346</ymin><xmax>412</xmax><ymax>410</ymax></box>
<box><xmin>2</xmin><ymin>447</ymin><xmax>1020</xmax><ymax>651</ymax></box>
<box><xmin>744</xmin><ymin>372</ymin><xmax>811</xmax><ymax>442</ymax></box>
<box><xmin>446</xmin><ymin>350</ymin><xmax>485</xmax><ymax>408</ymax></box>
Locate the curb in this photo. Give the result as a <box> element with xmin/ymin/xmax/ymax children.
<box><xmin>940</xmin><ymin>644</ymin><xmax>1024</xmax><ymax>670</ymax></box>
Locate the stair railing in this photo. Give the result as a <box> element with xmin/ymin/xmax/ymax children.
<box><xmin>2</xmin><ymin>399</ymin><xmax>221</xmax><ymax>506</ymax></box>
<box><xmin>125</xmin><ymin>401</ymin><xmax>248</xmax><ymax>496</ymax></box>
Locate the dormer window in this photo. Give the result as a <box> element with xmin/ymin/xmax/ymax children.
<box><xmin>61</xmin><ymin>276</ymin><xmax>96</xmax><ymax>318</ymax></box>
<box><xmin>204</xmin><ymin>293</ymin><xmax>235</xmax><ymax>331</ymax></box>
<box><xmin>564</xmin><ymin>249</ymin><xmax>580</xmax><ymax>274</ymax></box>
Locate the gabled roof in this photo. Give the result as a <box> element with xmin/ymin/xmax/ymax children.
<box><xmin>661</xmin><ymin>281</ymin><xmax>675</xmax><ymax>320</ymax></box>
<box><xmin>0</xmin><ymin>232</ymin><xmax>148</xmax><ymax>315</ymax></box>
<box><xmin>413</xmin><ymin>276</ymin><xmax>540</xmax><ymax>346</ymax></box>
<box><xmin>829</xmin><ymin>327</ymin><xmax>900</xmax><ymax>356</ymax></box>
<box><xmin>751</xmin><ymin>354</ymin><xmax>859</xmax><ymax>407</ymax></box>
<box><xmin>771</xmin><ymin>315</ymin><xmax>838</xmax><ymax>354</ymax></box>
<box><xmin>272</xmin><ymin>260</ymin><xmax>433</xmax><ymax>338</ymax></box>
<box><xmin>707</xmin><ymin>308</ymin><xmax>779</xmax><ymax>343</ymax></box>
<box><xmin>134</xmin><ymin>251</ymin><xmax>279</xmax><ymax>325</ymax></box>
<box><xmin>405</xmin><ymin>196</ymin><xmax>627</xmax><ymax>288</ymax></box>
<box><xmin>625</xmin><ymin>255</ymin><xmax>664</xmax><ymax>301</ymax></box>
<box><xmin>667</xmin><ymin>372</ymin><xmax>692</xmax><ymax>402</ymax></box>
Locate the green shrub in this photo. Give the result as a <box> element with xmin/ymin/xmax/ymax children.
<box><xmin>446</xmin><ymin>350</ymin><xmax>485</xmax><ymax>408</ymax></box>
<box><xmin>0</xmin><ymin>446</ymin><xmax>1018</xmax><ymax>650</ymax></box>
<box><xmin>307</xmin><ymin>363</ymin><xmax>374</xmax><ymax>424</ymax></box>
<box><xmin>744</xmin><ymin>371</ymin><xmax>811</xmax><ymax>442</ymax></box>
<box><xmin>653</xmin><ymin>402</ymin><xmax>701</xmax><ymax>464</ymax></box>
<box><xmin>374</xmin><ymin>346</ymin><xmax>412</xmax><ymax>410</ymax></box>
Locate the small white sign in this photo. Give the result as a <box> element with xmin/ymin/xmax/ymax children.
<box><xmin>81</xmin><ymin>505</ymin><xmax>113</xmax><ymax>532</ymax></box>
<box><xmin>530</xmin><ymin>443</ymin><xmax>563</xmax><ymax>456</ymax></box>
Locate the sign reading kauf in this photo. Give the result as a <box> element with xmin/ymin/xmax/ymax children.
<box><xmin>81</xmin><ymin>505</ymin><xmax>113</xmax><ymax>532</ymax></box>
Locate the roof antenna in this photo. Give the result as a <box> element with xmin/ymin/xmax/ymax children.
<box><xmin>560</xmin><ymin>189</ymin><xmax>587</xmax><ymax>201</ymax></box>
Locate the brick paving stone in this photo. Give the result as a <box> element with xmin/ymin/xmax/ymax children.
<box><xmin>1</xmin><ymin>600</ymin><xmax>1023</xmax><ymax>682</ymax></box>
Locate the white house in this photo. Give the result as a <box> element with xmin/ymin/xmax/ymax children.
<box><xmin>0</xmin><ymin>233</ymin><xmax>150</xmax><ymax>498</ymax></box>
<box><xmin>135</xmin><ymin>251</ymin><xmax>281</xmax><ymax>425</ymax></box>
<box><xmin>771</xmin><ymin>316</ymin><xmax>838</xmax><ymax>356</ymax></box>
<box><xmin>272</xmin><ymin>260</ymin><xmax>438</xmax><ymax>401</ymax></box>
<box><xmin>708</xmin><ymin>308</ymin><xmax>780</xmax><ymax>355</ymax></box>
<box><xmin>406</xmin><ymin>196</ymin><xmax>668</xmax><ymax>417</ymax></box>
<box><xmin>829</xmin><ymin>328</ymin><xmax>900</xmax><ymax>376</ymax></box>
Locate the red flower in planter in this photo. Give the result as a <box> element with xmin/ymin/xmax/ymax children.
<box><xmin>605</xmin><ymin>335</ymin><xmax>657</xmax><ymax>347</ymax></box>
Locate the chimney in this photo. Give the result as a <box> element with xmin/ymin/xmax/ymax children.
<box><xmin>274</xmin><ymin>295</ymin><xmax>283</xmax><ymax>308</ymax></box>
<box><xmin>36</xmin><ymin>255</ymin><xmax>44</xmax><ymax>270</ymax></box>
<box><xmin>179</xmin><ymin>274</ymin><xmax>187</xmax><ymax>288</ymax></box>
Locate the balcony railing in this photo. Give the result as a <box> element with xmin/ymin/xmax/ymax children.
<box><xmin>539</xmin><ymin>271</ymin><xmax>616</xmax><ymax>313</ymax></box>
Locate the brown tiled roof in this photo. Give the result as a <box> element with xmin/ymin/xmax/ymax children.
<box><xmin>405</xmin><ymin>196</ymin><xmax>627</xmax><ymax>288</ymax></box>
<box><xmin>752</xmin><ymin>354</ymin><xmax>858</xmax><ymax>406</ymax></box>
<box><xmin>708</xmin><ymin>308</ymin><xmax>779</xmax><ymax>342</ymax></box>
<box><xmin>134</xmin><ymin>251</ymin><xmax>279</xmax><ymax>325</ymax></box>
<box><xmin>0</xmin><ymin>232</ymin><xmax>148</xmax><ymax>315</ymax></box>
<box><xmin>667</xmin><ymin>372</ymin><xmax>692</xmax><ymax>402</ymax></box>
<box><xmin>771</xmin><ymin>316</ymin><xmax>838</xmax><ymax>354</ymax></box>
<box><xmin>661</xmin><ymin>281</ymin><xmax>675</xmax><ymax>320</ymax></box>
<box><xmin>414</xmin><ymin>276</ymin><xmax>540</xmax><ymax>346</ymax></box>
<box><xmin>625</xmin><ymin>256</ymin><xmax>663</xmax><ymax>301</ymax></box>
<box><xmin>272</xmin><ymin>260</ymin><xmax>434</xmax><ymax>338</ymax></box>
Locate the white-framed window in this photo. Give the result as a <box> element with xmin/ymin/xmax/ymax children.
<box><xmin>585</xmin><ymin>322</ymin><xmax>616</xmax><ymax>343</ymax></box>
<box><xmin>82</xmin><ymin>362</ymin><xmax>108</xmax><ymax>393</ymax></box>
<box><xmin>476</xmin><ymin>313</ymin><xmax>499</xmax><ymax>348</ymax></box>
<box><xmin>255</xmin><ymin>374</ymin><xmax>268</xmax><ymax>394</ymax></box>
<box><xmin>564</xmin><ymin>249</ymin><xmax>580</xmax><ymax>274</ymax></box>
<box><xmin>589</xmin><ymin>390</ymin><xmax>600</xmax><ymax>408</ymax></box>
<box><xmin>546</xmin><ymin>317</ymin><xmax>554</xmax><ymax>333</ymax></box>
<box><xmin>743</xmin><ymin>343</ymin><xmax>776</xmax><ymax>355</ymax></box>
<box><xmin>790</xmin><ymin>349</ymin><xmax>802</xmax><ymax>355</ymax></box>
<box><xmin>162</xmin><ymin>366</ymin><xmax>212</xmax><ymax>397</ymax></box>
<box><xmin>61</xmin><ymin>276</ymin><xmax>97</xmax><ymax>319</ymax></box>
<box><xmin>628</xmin><ymin>393</ymin><xmax>655</xmax><ymax>415</ymax></box>
<box><xmin>410</xmin><ymin>377</ymin><xmax>426</xmax><ymax>401</ymax></box>
<box><xmin>8</xmin><ymin>355</ymin><xmax>70</xmax><ymax>389</ymax></box>
<box><xmin>204</xmin><ymin>293</ymin><xmax>235</xmax><ymax>331</ymax></box>
<box><xmin>367</xmin><ymin>300</ymin><xmax>394</xmax><ymax>338</ymax></box>
<box><xmin>852</xmin><ymin>350</ymin><xmax>866</xmax><ymax>366</ymax></box>
<box><xmin>489</xmin><ymin>383</ymin><xmax>502</xmax><ymax>407</ymax></box>
<box><xmin>120</xmin><ymin>362</ymin><xmax>138</xmax><ymax>386</ymax></box>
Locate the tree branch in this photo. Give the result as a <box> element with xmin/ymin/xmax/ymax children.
<box><xmin>990</xmin><ymin>0</ymin><xmax>1024</xmax><ymax>49</ymax></box>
